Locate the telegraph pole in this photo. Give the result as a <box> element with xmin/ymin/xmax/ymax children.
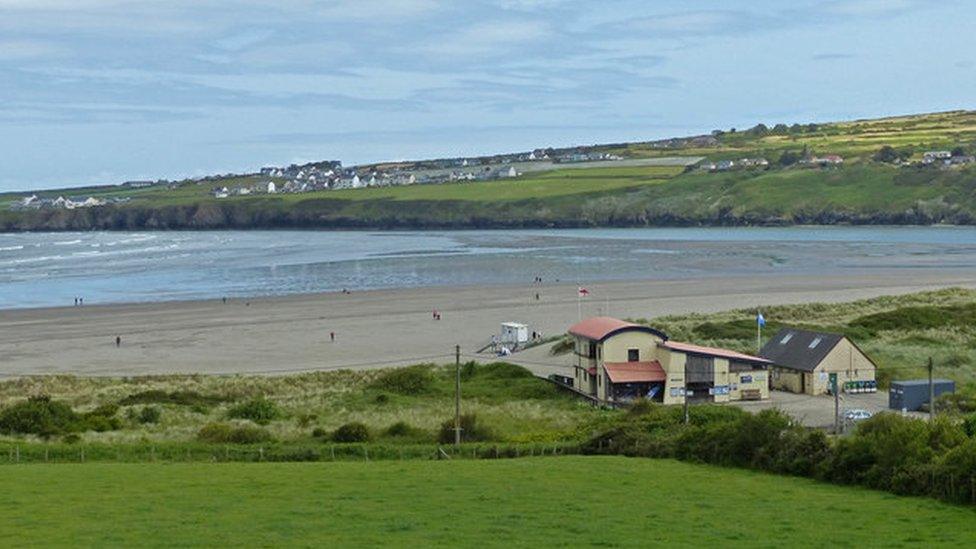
<box><xmin>455</xmin><ymin>344</ymin><xmax>462</xmax><ymax>447</ymax></box>
<box><xmin>928</xmin><ymin>357</ymin><xmax>935</xmax><ymax>421</ymax></box>
<box><xmin>683</xmin><ymin>389</ymin><xmax>690</xmax><ymax>425</ymax></box>
<box><xmin>831</xmin><ymin>373</ymin><xmax>840</xmax><ymax>434</ymax></box>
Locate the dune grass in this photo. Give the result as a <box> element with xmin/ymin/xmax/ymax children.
<box><xmin>1</xmin><ymin>457</ymin><xmax>974</xmax><ymax>547</ymax></box>
<box><xmin>0</xmin><ymin>362</ymin><xmax>600</xmax><ymax>445</ymax></box>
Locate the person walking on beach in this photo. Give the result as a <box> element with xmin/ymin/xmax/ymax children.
<box><xmin>115</xmin><ymin>335</ymin><xmax>121</xmax><ymax>348</ymax></box>
<box><xmin>74</xmin><ymin>297</ymin><xmax>78</xmax><ymax>306</ymax></box>
<box><xmin>330</xmin><ymin>331</ymin><xmax>335</xmax><ymax>343</ymax></box>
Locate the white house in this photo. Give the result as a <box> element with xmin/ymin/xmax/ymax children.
<box><xmin>266</xmin><ymin>181</ymin><xmax>277</xmax><ymax>194</ymax></box>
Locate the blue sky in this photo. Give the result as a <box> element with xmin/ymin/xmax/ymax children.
<box><xmin>2</xmin><ymin>0</ymin><xmax>975</xmax><ymax>191</ymax></box>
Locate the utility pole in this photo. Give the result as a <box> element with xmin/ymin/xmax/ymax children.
<box><xmin>455</xmin><ymin>344</ymin><xmax>462</xmax><ymax>447</ymax></box>
<box><xmin>683</xmin><ymin>388</ymin><xmax>690</xmax><ymax>425</ymax></box>
<box><xmin>831</xmin><ymin>373</ymin><xmax>840</xmax><ymax>434</ymax></box>
<box><xmin>928</xmin><ymin>356</ymin><xmax>935</xmax><ymax>421</ymax></box>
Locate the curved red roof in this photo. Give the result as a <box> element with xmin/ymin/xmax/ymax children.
<box><xmin>568</xmin><ymin>317</ymin><xmax>669</xmax><ymax>342</ymax></box>
<box><xmin>568</xmin><ymin>317</ymin><xmax>637</xmax><ymax>340</ymax></box>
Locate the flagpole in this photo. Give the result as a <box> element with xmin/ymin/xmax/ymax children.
<box><xmin>756</xmin><ymin>310</ymin><xmax>762</xmax><ymax>354</ymax></box>
<box><xmin>577</xmin><ymin>291</ymin><xmax>582</xmax><ymax>321</ymax></box>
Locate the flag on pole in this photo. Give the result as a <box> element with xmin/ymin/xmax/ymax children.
<box><xmin>578</xmin><ymin>287</ymin><xmax>590</xmax><ymax>297</ymax></box>
<box><xmin>757</xmin><ymin>312</ymin><xmax>766</xmax><ymax>327</ymax></box>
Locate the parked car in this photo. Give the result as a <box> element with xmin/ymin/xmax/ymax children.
<box><xmin>844</xmin><ymin>409</ymin><xmax>872</xmax><ymax>422</ymax></box>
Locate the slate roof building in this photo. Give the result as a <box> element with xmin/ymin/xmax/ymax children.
<box><xmin>760</xmin><ymin>328</ymin><xmax>877</xmax><ymax>395</ymax></box>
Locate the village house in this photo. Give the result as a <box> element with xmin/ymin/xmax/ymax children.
<box><xmin>759</xmin><ymin>328</ymin><xmax>877</xmax><ymax>395</ymax></box>
<box><xmin>568</xmin><ymin>317</ymin><xmax>770</xmax><ymax>406</ymax></box>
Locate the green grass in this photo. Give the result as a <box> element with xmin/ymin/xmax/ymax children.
<box><xmin>1</xmin><ymin>457</ymin><xmax>973</xmax><ymax>547</ymax></box>
<box><xmin>0</xmin><ymin>363</ymin><xmax>599</xmax><ymax>445</ymax></box>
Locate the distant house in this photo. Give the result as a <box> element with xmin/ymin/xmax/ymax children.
<box><xmin>266</xmin><ymin>181</ymin><xmax>277</xmax><ymax>194</ymax></box>
<box><xmin>212</xmin><ymin>187</ymin><xmax>229</xmax><ymax>199</ymax></box>
<box><xmin>760</xmin><ymin>328</ymin><xmax>876</xmax><ymax>395</ymax></box>
<box><xmin>923</xmin><ymin>151</ymin><xmax>952</xmax><ymax>164</ymax></box>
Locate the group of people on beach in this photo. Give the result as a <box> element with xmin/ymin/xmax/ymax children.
<box><xmin>73</xmin><ymin>297</ymin><xmax>85</xmax><ymax>306</ymax></box>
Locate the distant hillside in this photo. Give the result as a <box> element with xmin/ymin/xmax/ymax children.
<box><xmin>3</xmin><ymin>110</ymin><xmax>976</xmax><ymax>231</ymax></box>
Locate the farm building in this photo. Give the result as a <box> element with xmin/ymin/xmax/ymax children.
<box><xmin>759</xmin><ymin>328</ymin><xmax>876</xmax><ymax>395</ymax></box>
<box><xmin>568</xmin><ymin>317</ymin><xmax>770</xmax><ymax>406</ymax></box>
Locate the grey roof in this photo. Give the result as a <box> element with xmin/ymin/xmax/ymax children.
<box><xmin>891</xmin><ymin>379</ymin><xmax>954</xmax><ymax>388</ymax></box>
<box><xmin>759</xmin><ymin>328</ymin><xmax>844</xmax><ymax>372</ymax></box>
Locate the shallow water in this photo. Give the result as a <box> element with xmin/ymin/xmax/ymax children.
<box><xmin>1</xmin><ymin>227</ymin><xmax>974</xmax><ymax>309</ymax></box>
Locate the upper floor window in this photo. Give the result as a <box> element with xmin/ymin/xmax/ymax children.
<box><xmin>628</xmin><ymin>349</ymin><xmax>640</xmax><ymax>362</ymax></box>
<box><xmin>809</xmin><ymin>337</ymin><xmax>822</xmax><ymax>349</ymax></box>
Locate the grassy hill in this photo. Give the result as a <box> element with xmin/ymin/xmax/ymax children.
<box><xmin>3</xmin><ymin>110</ymin><xmax>976</xmax><ymax>230</ymax></box>
<box><xmin>2</xmin><ymin>457</ymin><xmax>974</xmax><ymax>546</ymax></box>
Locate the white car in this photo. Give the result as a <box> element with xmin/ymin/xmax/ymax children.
<box><xmin>844</xmin><ymin>409</ymin><xmax>872</xmax><ymax>421</ymax></box>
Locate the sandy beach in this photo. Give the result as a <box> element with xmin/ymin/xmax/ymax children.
<box><xmin>2</xmin><ymin>269</ymin><xmax>975</xmax><ymax>378</ymax></box>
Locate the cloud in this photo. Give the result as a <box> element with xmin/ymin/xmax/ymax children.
<box><xmin>811</xmin><ymin>52</ymin><xmax>855</xmax><ymax>61</ymax></box>
<box><xmin>414</xmin><ymin>19</ymin><xmax>552</xmax><ymax>57</ymax></box>
<box><xmin>315</xmin><ymin>0</ymin><xmax>442</xmax><ymax>19</ymax></box>
<box><xmin>0</xmin><ymin>40</ymin><xmax>62</xmax><ymax>60</ymax></box>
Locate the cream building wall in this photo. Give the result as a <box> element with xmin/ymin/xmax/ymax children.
<box><xmin>809</xmin><ymin>340</ymin><xmax>876</xmax><ymax>395</ymax></box>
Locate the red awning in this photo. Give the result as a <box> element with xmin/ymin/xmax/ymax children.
<box><xmin>603</xmin><ymin>361</ymin><xmax>666</xmax><ymax>383</ymax></box>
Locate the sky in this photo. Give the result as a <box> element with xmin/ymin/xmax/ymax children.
<box><xmin>2</xmin><ymin>0</ymin><xmax>975</xmax><ymax>192</ymax></box>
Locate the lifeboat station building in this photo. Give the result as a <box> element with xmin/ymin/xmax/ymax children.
<box><xmin>568</xmin><ymin>317</ymin><xmax>771</xmax><ymax>406</ymax></box>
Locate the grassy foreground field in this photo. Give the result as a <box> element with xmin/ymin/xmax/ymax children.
<box><xmin>2</xmin><ymin>457</ymin><xmax>974</xmax><ymax>547</ymax></box>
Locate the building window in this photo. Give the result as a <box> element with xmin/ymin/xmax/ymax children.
<box><xmin>780</xmin><ymin>333</ymin><xmax>793</xmax><ymax>344</ymax></box>
<box><xmin>809</xmin><ymin>337</ymin><xmax>822</xmax><ymax>349</ymax></box>
<box><xmin>628</xmin><ymin>349</ymin><xmax>639</xmax><ymax>362</ymax></box>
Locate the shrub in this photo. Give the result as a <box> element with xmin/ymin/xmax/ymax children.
<box><xmin>333</xmin><ymin>422</ymin><xmax>371</xmax><ymax>443</ymax></box>
<box><xmin>965</xmin><ymin>413</ymin><xmax>976</xmax><ymax>438</ymax></box>
<box><xmin>120</xmin><ymin>390</ymin><xmax>226</xmax><ymax>407</ymax></box>
<box><xmin>311</xmin><ymin>427</ymin><xmax>328</xmax><ymax>438</ymax></box>
<box><xmin>370</xmin><ymin>366</ymin><xmax>434</xmax><ymax>395</ymax></box>
<box><xmin>383</xmin><ymin>421</ymin><xmax>427</xmax><ymax>441</ymax></box>
<box><xmin>197</xmin><ymin>422</ymin><xmax>273</xmax><ymax>444</ymax></box>
<box><xmin>0</xmin><ymin>396</ymin><xmax>121</xmax><ymax>437</ymax></box>
<box><xmin>138</xmin><ymin>406</ymin><xmax>161</xmax><ymax>424</ymax></box>
<box><xmin>227</xmin><ymin>398</ymin><xmax>281</xmax><ymax>425</ymax></box>
<box><xmin>438</xmin><ymin>414</ymin><xmax>494</xmax><ymax>444</ymax></box>
<box><xmin>297</xmin><ymin>414</ymin><xmax>317</xmax><ymax>428</ymax></box>
<box><xmin>0</xmin><ymin>396</ymin><xmax>79</xmax><ymax>437</ymax></box>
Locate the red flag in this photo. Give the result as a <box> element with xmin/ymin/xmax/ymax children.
<box><xmin>578</xmin><ymin>287</ymin><xmax>589</xmax><ymax>297</ymax></box>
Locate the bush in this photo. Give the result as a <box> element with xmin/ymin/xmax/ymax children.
<box><xmin>227</xmin><ymin>398</ymin><xmax>281</xmax><ymax>425</ymax></box>
<box><xmin>119</xmin><ymin>390</ymin><xmax>226</xmax><ymax>407</ymax></box>
<box><xmin>438</xmin><ymin>414</ymin><xmax>494</xmax><ymax>444</ymax></box>
<box><xmin>333</xmin><ymin>422</ymin><xmax>371</xmax><ymax>443</ymax></box>
<box><xmin>964</xmin><ymin>413</ymin><xmax>976</xmax><ymax>438</ymax></box>
<box><xmin>197</xmin><ymin>422</ymin><xmax>273</xmax><ymax>444</ymax></box>
<box><xmin>370</xmin><ymin>366</ymin><xmax>434</xmax><ymax>395</ymax></box>
<box><xmin>383</xmin><ymin>421</ymin><xmax>428</xmax><ymax>441</ymax></box>
<box><xmin>311</xmin><ymin>427</ymin><xmax>328</xmax><ymax>438</ymax></box>
<box><xmin>0</xmin><ymin>396</ymin><xmax>121</xmax><ymax>437</ymax></box>
<box><xmin>138</xmin><ymin>406</ymin><xmax>161</xmax><ymax>424</ymax></box>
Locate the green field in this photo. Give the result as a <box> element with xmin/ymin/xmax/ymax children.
<box><xmin>2</xmin><ymin>457</ymin><xmax>973</xmax><ymax>547</ymax></box>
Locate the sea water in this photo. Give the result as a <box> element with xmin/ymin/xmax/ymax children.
<box><xmin>1</xmin><ymin>226</ymin><xmax>975</xmax><ymax>309</ymax></box>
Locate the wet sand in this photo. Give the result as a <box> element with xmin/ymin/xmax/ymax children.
<box><xmin>1</xmin><ymin>269</ymin><xmax>974</xmax><ymax>377</ymax></box>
